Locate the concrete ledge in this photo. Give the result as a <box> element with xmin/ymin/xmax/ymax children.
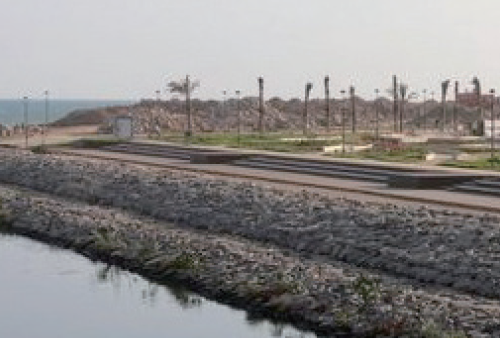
<box><xmin>388</xmin><ymin>172</ymin><xmax>486</xmax><ymax>189</ymax></box>
<box><xmin>190</xmin><ymin>152</ymin><xmax>251</xmax><ymax>164</ymax></box>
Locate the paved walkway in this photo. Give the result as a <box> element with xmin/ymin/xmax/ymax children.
<box><xmin>133</xmin><ymin>138</ymin><xmax>500</xmax><ymax>177</ymax></box>
<box><xmin>54</xmin><ymin>147</ymin><xmax>500</xmax><ymax>215</ymax></box>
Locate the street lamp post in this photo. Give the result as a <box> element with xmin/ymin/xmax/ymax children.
<box><xmin>43</xmin><ymin>90</ymin><xmax>49</xmax><ymax>146</ymax></box>
<box><xmin>23</xmin><ymin>96</ymin><xmax>29</xmax><ymax>148</ymax></box>
<box><xmin>236</xmin><ymin>90</ymin><xmax>241</xmax><ymax>146</ymax></box>
<box><xmin>422</xmin><ymin>89</ymin><xmax>427</xmax><ymax>132</ymax></box>
<box><xmin>222</xmin><ymin>90</ymin><xmax>227</xmax><ymax>132</ymax></box>
<box><xmin>490</xmin><ymin>89</ymin><xmax>496</xmax><ymax>161</ymax></box>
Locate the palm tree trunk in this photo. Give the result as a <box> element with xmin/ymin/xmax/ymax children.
<box><xmin>350</xmin><ymin>86</ymin><xmax>356</xmax><ymax>134</ymax></box>
<box><xmin>325</xmin><ymin>76</ymin><xmax>330</xmax><ymax>133</ymax></box>
<box><xmin>186</xmin><ymin>75</ymin><xmax>192</xmax><ymax>136</ymax></box>
<box><xmin>393</xmin><ymin>75</ymin><xmax>398</xmax><ymax>132</ymax></box>
<box><xmin>258</xmin><ymin>77</ymin><xmax>265</xmax><ymax>134</ymax></box>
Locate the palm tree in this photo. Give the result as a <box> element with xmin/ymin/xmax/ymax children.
<box><xmin>350</xmin><ymin>86</ymin><xmax>356</xmax><ymax>134</ymax></box>
<box><xmin>258</xmin><ymin>77</ymin><xmax>265</xmax><ymax>134</ymax></box>
<box><xmin>472</xmin><ymin>76</ymin><xmax>482</xmax><ymax>119</ymax></box>
<box><xmin>304</xmin><ymin>83</ymin><xmax>313</xmax><ymax>135</ymax></box>
<box><xmin>167</xmin><ymin>75</ymin><xmax>200</xmax><ymax>136</ymax></box>
<box><xmin>325</xmin><ymin>76</ymin><xmax>331</xmax><ymax>133</ymax></box>
<box><xmin>399</xmin><ymin>83</ymin><xmax>408</xmax><ymax>133</ymax></box>
<box><xmin>441</xmin><ymin>80</ymin><xmax>450</xmax><ymax>131</ymax></box>
<box><xmin>393</xmin><ymin>75</ymin><xmax>398</xmax><ymax>132</ymax></box>
<box><xmin>454</xmin><ymin>81</ymin><xmax>459</xmax><ymax>132</ymax></box>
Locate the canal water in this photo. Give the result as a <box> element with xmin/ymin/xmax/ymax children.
<box><xmin>0</xmin><ymin>233</ymin><xmax>317</xmax><ymax>338</ymax></box>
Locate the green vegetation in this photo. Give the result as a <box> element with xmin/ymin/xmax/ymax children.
<box><xmin>335</xmin><ymin>146</ymin><xmax>428</xmax><ymax>163</ymax></box>
<box><xmin>420</xmin><ymin>321</ymin><xmax>467</xmax><ymax>338</ymax></box>
<box><xmin>0</xmin><ymin>198</ymin><xmax>9</xmax><ymax>231</ymax></box>
<box><xmin>159</xmin><ymin>132</ymin><xmax>342</xmax><ymax>153</ymax></box>
<box><xmin>443</xmin><ymin>156</ymin><xmax>500</xmax><ymax>171</ymax></box>
<box><xmin>164</xmin><ymin>252</ymin><xmax>204</xmax><ymax>271</ymax></box>
<box><xmin>31</xmin><ymin>144</ymin><xmax>50</xmax><ymax>154</ymax></box>
<box><xmin>351</xmin><ymin>274</ymin><xmax>381</xmax><ymax>310</ymax></box>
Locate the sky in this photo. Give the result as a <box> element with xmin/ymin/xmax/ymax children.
<box><xmin>0</xmin><ymin>0</ymin><xmax>499</xmax><ymax>101</ymax></box>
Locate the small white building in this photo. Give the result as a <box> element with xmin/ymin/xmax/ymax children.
<box><xmin>113</xmin><ymin>115</ymin><xmax>134</xmax><ymax>139</ymax></box>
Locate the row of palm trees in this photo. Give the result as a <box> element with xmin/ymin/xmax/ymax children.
<box><xmin>167</xmin><ymin>75</ymin><xmax>485</xmax><ymax>137</ymax></box>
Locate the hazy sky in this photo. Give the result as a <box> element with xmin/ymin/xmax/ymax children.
<box><xmin>1</xmin><ymin>0</ymin><xmax>499</xmax><ymax>100</ymax></box>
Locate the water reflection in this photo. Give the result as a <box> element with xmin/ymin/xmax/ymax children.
<box><xmin>95</xmin><ymin>264</ymin><xmax>203</xmax><ymax>309</ymax></box>
<box><xmin>0</xmin><ymin>233</ymin><xmax>317</xmax><ymax>338</ymax></box>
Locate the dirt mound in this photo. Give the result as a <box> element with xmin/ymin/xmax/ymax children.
<box><xmin>52</xmin><ymin>97</ymin><xmax>483</xmax><ymax>134</ymax></box>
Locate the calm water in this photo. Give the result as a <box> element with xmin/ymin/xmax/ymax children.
<box><xmin>0</xmin><ymin>233</ymin><xmax>316</xmax><ymax>338</ymax></box>
<box><xmin>0</xmin><ymin>99</ymin><xmax>132</xmax><ymax>125</ymax></box>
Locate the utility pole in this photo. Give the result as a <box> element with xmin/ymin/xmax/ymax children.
<box><xmin>325</xmin><ymin>76</ymin><xmax>331</xmax><ymax>133</ymax></box>
<box><xmin>304</xmin><ymin>83</ymin><xmax>313</xmax><ymax>135</ymax></box>
<box><xmin>258</xmin><ymin>77</ymin><xmax>265</xmax><ymax>134</ymax></box>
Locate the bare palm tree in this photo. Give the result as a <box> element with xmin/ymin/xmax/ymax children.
<box><xmin>304</xmin><ymin>83</ymin><xmax>313</xmax><ymax>135</ymax></box>
<box><xmin>167</xmin><ymin>75</ymin><xmax>200</xmax><ymax>136</ymax></box>
<box><xmin>454</xmin><ymin>81</ymin><xmax>459</xmax><ymax>132</ymax></box>
<box><xmin>399</xmin><ymin>83</ymin><xmax>408</xmax><ymax>133</ymax></box>
<box><xmin>350</xmin><ymin>86</ymin><xmax>356</xmax><ymax>134</ymax></box>
<box><xmin>393</xmin><ymin>75</ymin><xmax>398</xmax><ymax>132</ymax></box>
<box><xmin>472</xmin><ymin>76</ymin><xmax>482</xmax><ymax>119</ymax></box>
<box><xmin>258</xmin><ymin>77</ymin><xmax>265</xmax><ymax>134</ymax></box>
<box><xmin>441</xmin><ymin>79</ymin><xmax>450</xmax><ymax>131</ymax></box>
<box><xmin>325</xmin><ymin>76</ymin><xmax>331</xmax><ymax>133</ymax></box>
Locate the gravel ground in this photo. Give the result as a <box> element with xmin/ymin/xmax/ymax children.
<box><xmin>1</xmin><ymin>185</ymin><xmax>499</xmax><ymax>337</ymax></box>
<box><xmin>1</xmin><ymin>148</ymin><xmax>500</xmax><ymax>335</ymax></box>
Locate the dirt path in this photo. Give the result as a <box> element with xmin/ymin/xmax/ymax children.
<box><xmin>0</xmin><ymin>125</ymin><xmax>101</xmax><ymax>147</ymax></box>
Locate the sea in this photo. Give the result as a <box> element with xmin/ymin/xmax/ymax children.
<box><xmin>0</xmin><ymin>99</ymin><xmax>133</xmax><ymax>126</ymax></box>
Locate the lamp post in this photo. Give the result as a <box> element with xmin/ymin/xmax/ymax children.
<box><xmin>43</xmin><ymin>90</ymin><xmax>49</xmax><ymax>146</ymax></box>
<box><xmin>222</xmin><ymin>90</ymin><xmax>227</xmax><ymax>132</ymax></box>
<box><xmin>490</xmin><ymin>89</ymin><xmax>496</xmax><ymax>161</ymax></box>
<box><xmin>340</xmin><ymin>90</ymin><xmax>346</xmax><ymax>153</ymax></box>
<box><xmin>236</xmin><ymin>90</ymin><xmax>241</xmax><ymax>146</ymax></box>
<box><xmin>374</xmin><ymin>89</ymin><xmax>380</xmax><ymax>141</ymax></box>
<box><xmin>23</xmin><ymin>96</ymin><xmax>29</xmax><ymax>148</ymax></box>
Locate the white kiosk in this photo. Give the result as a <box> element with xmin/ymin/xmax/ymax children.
<box><xmin>114</xmin><ymin>116</ymin><xmax>133</xmax><ymax>139</ymax></box>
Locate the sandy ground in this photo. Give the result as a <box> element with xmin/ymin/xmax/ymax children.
<box><xmin>0</xmin><ymin>125</ymin><xmax>102</xmax><ymax>148</ymax></box>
